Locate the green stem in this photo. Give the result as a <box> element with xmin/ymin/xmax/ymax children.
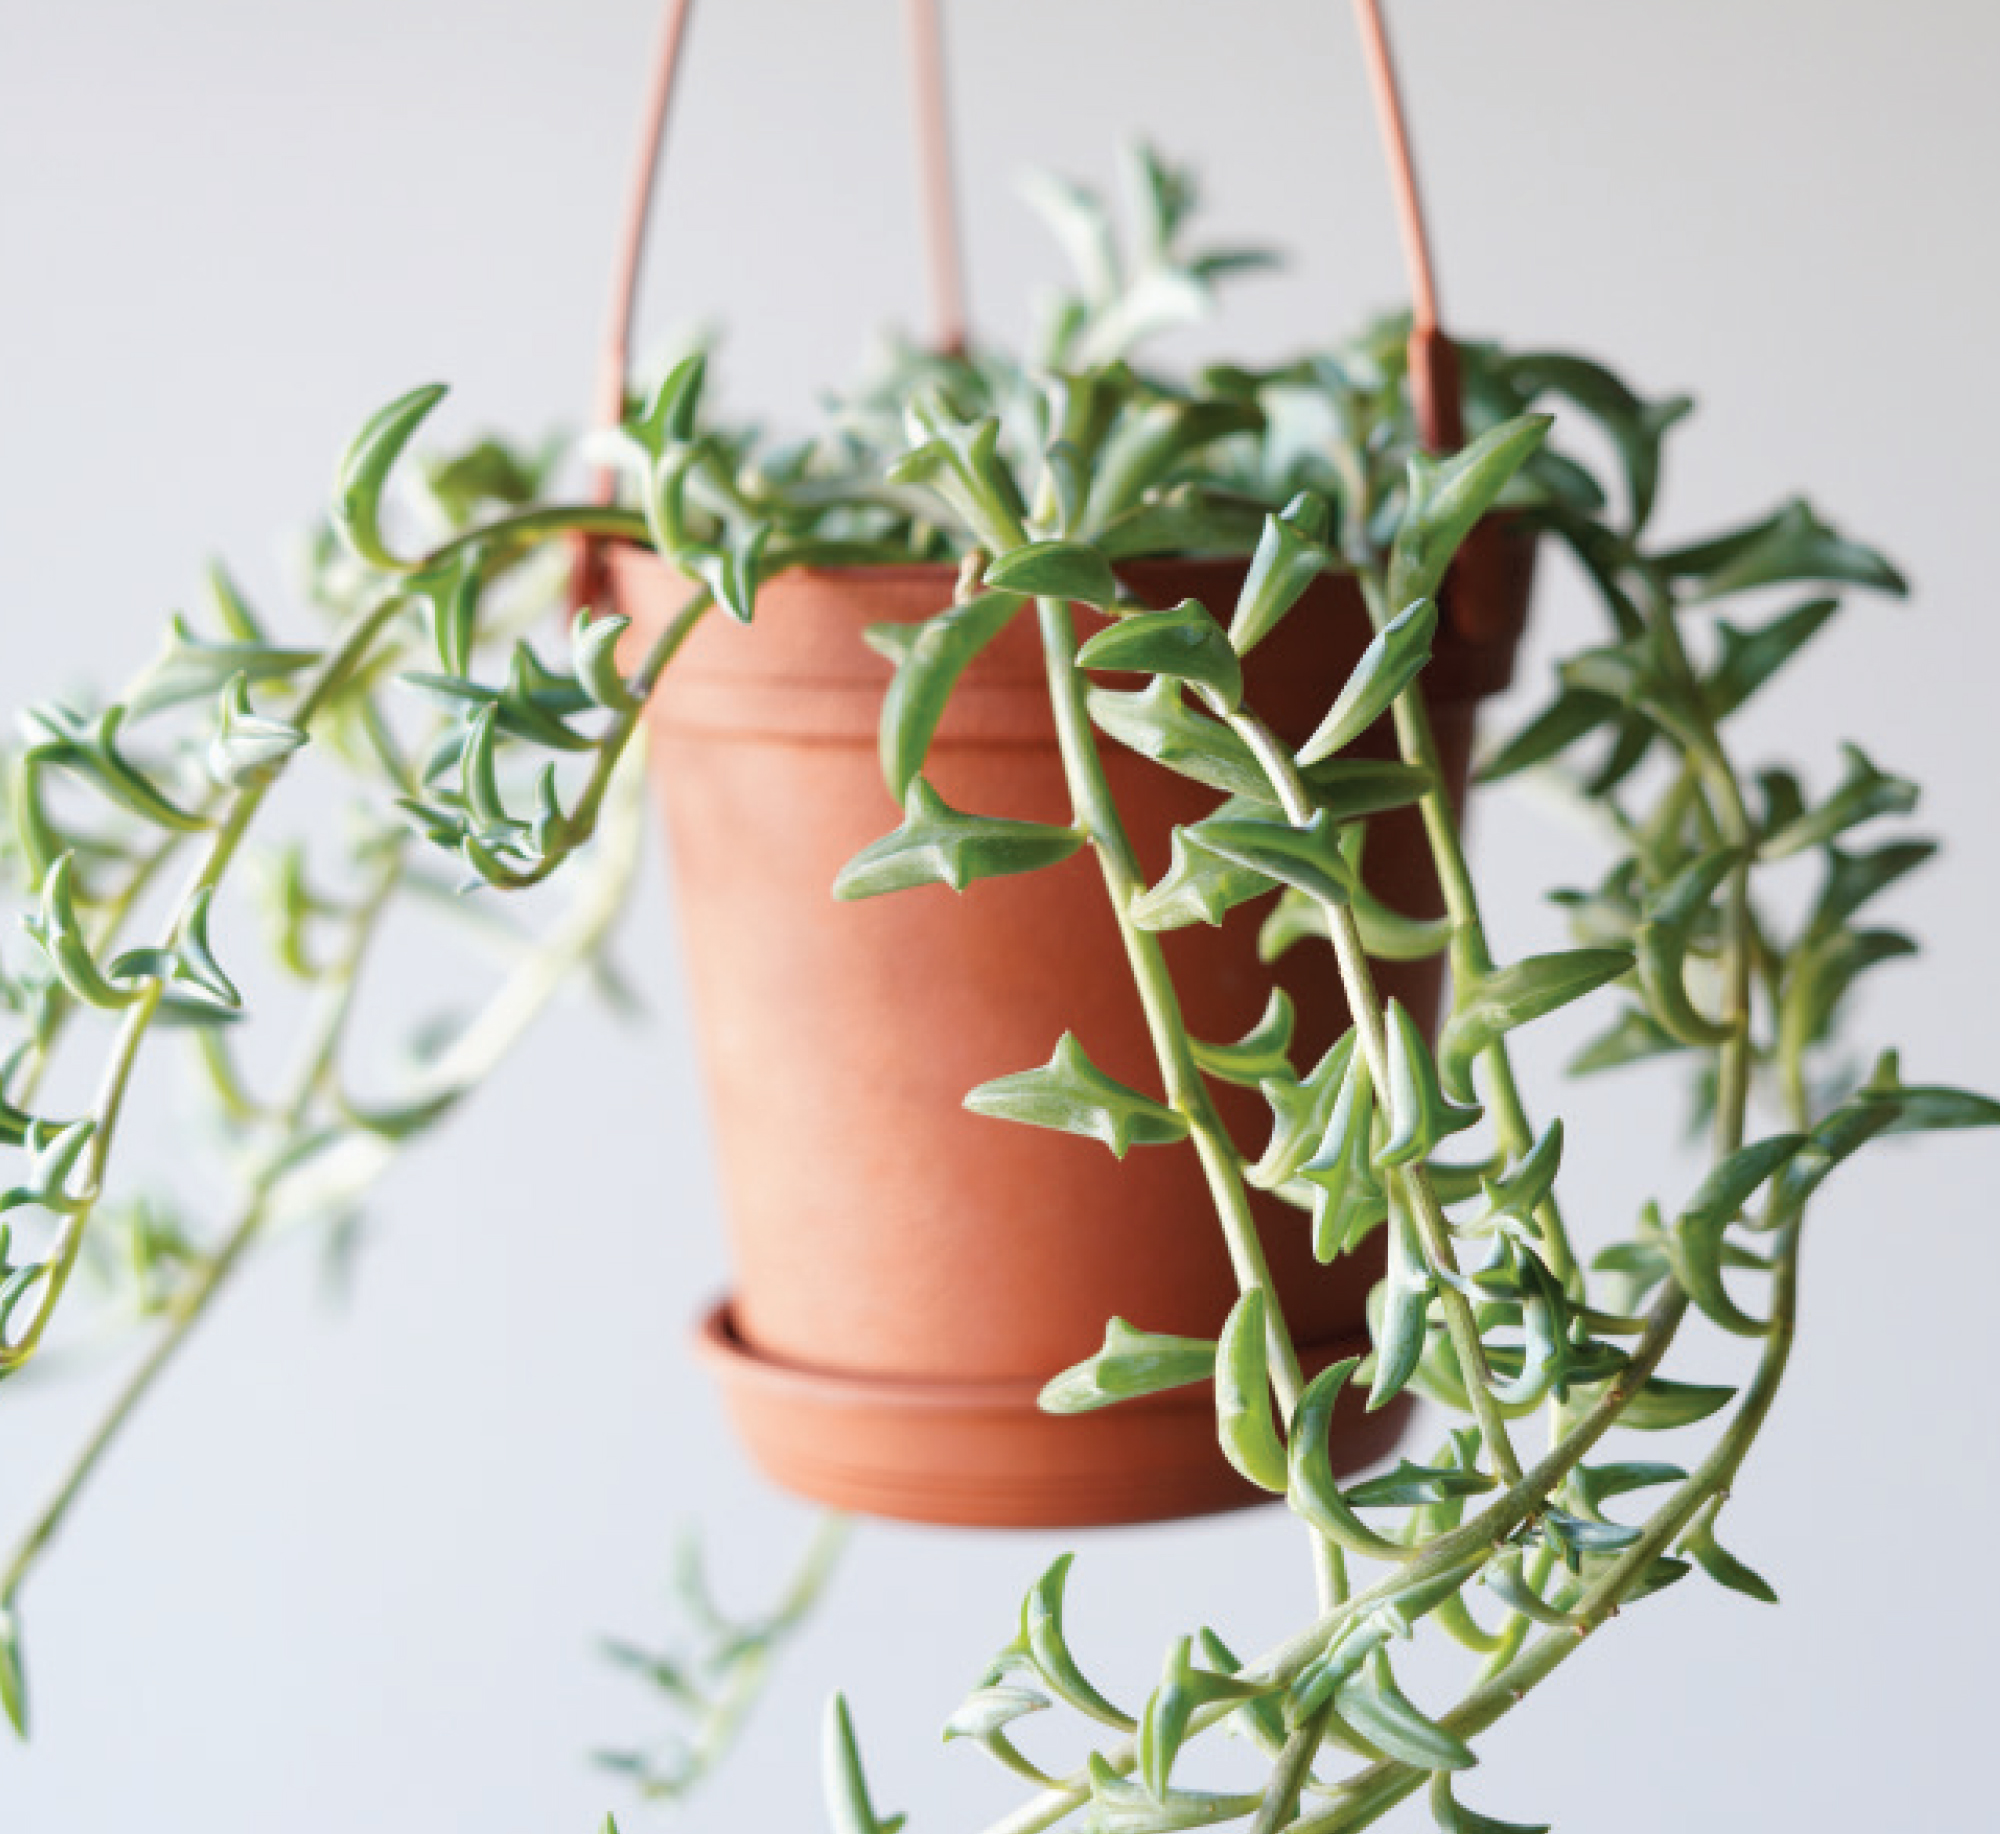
<box><xmin>419</xmin><ymin>505</ymin><xmax>652</xmax><ymax>571</ymax></box>
<box><xmin>1287</xmin><ymin>565</ymin><xmax>1781</xmax><ymax>1832</ymax></box>
<box><xmin>0</xmin><ymin>592</ymin><xmax>414</xmax><ymax>1373</ymax></box>
<box><xmin>1292</xmin><ymin>1220</ymin><xmax>1800</xmax><ymax>1834</ymax></box>
<box><xmin>425</xmin><ymin>584</ymin><xmax>712</xmax><ymax>893</ymax></box>
<box><xmin>1354</xmin><ymin>572</ymin><xmax>1582</xmax><ymax>1287</ymax></box>
<box><xmin>1033</xmin><ymin>600</ymin><xmax>1307</xmax><ymax>1414</ymax></box>
<box><xmin>974</xmin><ymin>1289</ymin><xmax>1687</xmax><ymax>1834</ymax></box>
<box><xmin>1031</xmin><ymin>595</ymin><xmax>1350</xmax><ymax>1612</ymax></box>
<box><xmin>0</xmin><ymin>748</ymin><xmax>649</xmax><ymax>1619</ymax></box>
<box><xmin>1225</xmin><ymin>709</ymin><xmax>1522</xmax><ymax>1489</ymax></box>
<box><xmin>0</xmin><ymin>845</ymin><xmax>405</xmax><ymax>1608</ymax></box>
<box><xmin>1248</xmin><ymin>1705</ymin><xmax>1330</xmax><ymax>1834</ymax></box>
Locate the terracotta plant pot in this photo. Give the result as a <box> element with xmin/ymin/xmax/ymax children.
<box><xmin>613</xmin><ymin>537</ymin><xmax>1532</xmax><ymax>1528</ymax></box>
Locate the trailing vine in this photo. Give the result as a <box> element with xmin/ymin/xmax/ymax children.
<box><xmin>0</xmin><ymin>151</ymin><xmax>1986</xmax><ymax>1833</ymax></box>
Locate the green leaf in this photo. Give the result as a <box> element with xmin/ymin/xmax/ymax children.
<box><xmin>1540</xmin><ymin>1507</ymin><xmax>1643</xmax><ymax>1568</ymax></box>
<box><xmin>1078</xmin><ymin>600</ymin><xmax>1243</xmax><ymax>710</ymax></box>
<box><xmin>1387</xmin><ymin>413</ymin><xmax>1552</xmax><ymax>608</ymax></box>
<box><xmin>1129</xmin><ymin>826</ymin><xmax>1274</xmax><ymax>931</ymax></box>
<box><xmin>1574</xmin><ymin>1460</ymin><xmax>1687</xmax><ymax>1505</ymax></box>
<box><xmin>1086</xmin><ymin>678</ymin><xmax>1268</xmax><ymax>798</ymax></box>
<box><xmin>208</xmin><ymin>674</ymin><xmax>307</xmax><ymax>789</ymax></box>
<box><xmin>1227</xmin><ymin>493</ymin><xmax>1332</xmax><ymax>655</ymax></box>
<box><xmin>1195</xmin><ymin>1629</ymin><xmax>1289</xmax><ymax>1758</ymax></box>
<box><xmin>1429</xmin><ymin>1772</ymin><xmax>1549</xmax><ymax>1834</ymax></box>
<box><xmin>685</xmin><ymin>522</ymin><xmax>770</xmax><ymax>625</ymax></box>
<box><xmin>1083</xmin><ymin>1753</ymin><xmax>1262</xmax><ymax>1834</ymax></box>
<box><xmin>823</xmin><ymin>1695</ymin><xmax>904</xmax><ymax>1834</ymax></box>
<box><xmin>204</xmin><ymin>559</ymin><xmax>267</xmax><ymax>642</ymax></box>
<box><xmin>1557</xmin><ymin>633</ymin><xmax>1704</xmax><ymax>751</ymax></box>
<box><xmin>1760</xmin><ymin>742</ymin><xmax>1917</xmax><ymax>859</ymax></box>
<box><xmin>1345</xmin><ymin>1458</ymin><xmax>1497</xmax><ymax>1510</ymax></box>
<box><xmin>1368</xmin><ymin>1186</ymin><xmax>1435</xmax><ymax>1409</ymax></box>
<box><xmin>1286</xmin><ymin>1357</ymin><xmax>1404</xmax><ymax>1558</ymax></box>
<box><xmin>175</xmin><ymin>886</ymin><xmax>242</xmax><ymax>1011</ymax></box>
<box><xmin>1482</xmin><ymin>1547</ymin><xmax>1582</xmax><ymax>1630</ymax></box>
<box><xmin>1021</xmin><ymin>170</ymin><xmax>1117</xmax><ymax>304</ymax></box>
<box><xmin>1437</xmin><ymin>946</ymin><xmax>1633</xmax><ymax>1104</ymax></box>
<box><xmin>1022</xmin><ymin>1556</ymin><xmax>1133</xmax><ymax>1730</ymax></box>
<box><xmin>1633</xmin><ymin>847</ymin><xmax>1739</xmax><ymax>1047</ymax></box>
<box><xmin>626</xmin><ymin>352</ymin><xmax>709</xmax><ymax>457</ymax></box>
<box><xmin>425</xmin><ymin>436</ymin><xmax>548</xmax><ymax>520</ymax></box>
<box><xmin>1683</xmin><ymin>1523</ymin><xmax>1779</xmax><ymax>1604</ymax></box>
<box><xmin>1039</xmin><ymin>1317</ymin><xmax>1216</xmax><ymax>1414</ymax></box>
<box><xmin>1190</xmin><ymin>808</ymin><xmax>1357</xmax><ymax>909</ymax></box>
<box><xmin>23</xmin><ymin>855</ymin><xmax>144</xmax><ymax>1010</ymax></box>
<box><xmin>1661</xmin><ymin>498</ymin><xmax>1907</xmax><ymax>602</ymax></box>
<box><xmin>1682</xmin><ymin>1134</ymin><xmax>1807</xmax><ymax>1233</ymax></box>
<box><xmin>1569</xmin><ymin>1006</ymin><xmax>1685</xmax><ymax>1077</ymax></box>
<box><xmin>125</xmin><ymin>614</ymin><xmax>319</xmax><ymax>721</ymax></box>
<box><xmin>333</xmin><ymin>382</ymin><xmax>448</xmax><ymax>570</ymax></box>
<box><xmin>873</xmin><ymin>592</ymin><xmax>1025</xmax><ymax>796</ymax></box>
<box><xmin>1617</xmin><ymin>1375</ymin><xmax>1736</xmax><ymax>1432</ymax></box>
<box><xmin>1703</xmin><ymin>599</ymin><xmax>1841</xmax><ymax>720</ymax></box>
<box><xmin>1258</xmin><ymin>888</ymin><xmax>1324</xmax><ymax>965</ymax></box>
<box><xmin>942</xmin><ymin>1681</ymin><xmax>1052</xmax><ymax>1784</ymax></box>
<box><xmin>1667</xmin><ymin>1135</ymin><xmax>1802</xmax><ymax>1336</ymax></box>
<box><xmin>2</xmin><ymin>1118</ymin><xmax>95</xmax><ymax>1216</ymax></box>
<box><xmin>1299</xmin><ymin>1046</ymin><xmax>1385</xmax><ymax>1262</ymax></box>
<box><xmin>1378</xmin><ymin>999</ymin><xmax>1480</xmax><ymax>1167</ymax></box>
<box><xmin>27</xmin><ymin>704</ymin><xmax>211</xmax><ymax>833</ymax></box>
<box><xmin>966</xmin><ymin>1033</ymin><xmax>1189</xmax><ymax>1158</ymax></box>
<box><xmin>898</xmin><ymin>403</ymin><xmax>1035</xmax><ymax>550</ymax></box>
<box><xmin>1296</xmin><ymin>598</ymin><xmax>1438</xmax><ymax>767</ymax></box>
<box><xmin>1475</xmin><ymin>1121</ymin><xmax>1564</xmax><ymax>1231</ymax></box>
<box><xmin>1247</xmin><ymin>1034</ymin><xmax>1356</xmax><ymax>1191</ymax></box>
<box><xmin>1334</xmin><ymin>1649</ymin><xmax>1474</xmax><ymax>1771</ymax></box>
<box><xmin>1189</xmin><ymin>991</ymin><xmax>1296</xmax><ymax>1086</ymax></box>
<box><xmin>1039</xmin><ymin>439</ymin><xmax>1088</xmax><ymax>536</ymax></box>
<box><xmin>1867</xmin><ymin>1055</ymin><xmax>2000</xmax><ymax>1135</ymax></box>
<box><xmin>1082</xmin><ymin>396</ymin><xmax>1265</xmax><ymax>528</ymax></box>
<box><xmin>1094</xmin><ymin>483</ymin><xmax>1270</xmax><ymax>560</ymax></box>
<box><xmin>1337</xmin><ymin>827</ymin><xmax>1453</xmax><ymax>963</ymax></box>
<box><xmin>1214</xmin><ymin>1289</ymin><xmax>1288</xmax><ymax>1493</ymax></box>
<box><xmin>571</xmin><ymin>611</ymin><xmax>642</xmax><ymax>713</ymax></box>
<box><xmin>1477</xmin><ymin>686</ymin><xmax>1620</xmax><ymax>784</ymax></box>
<box><xmin>1779</xmin><ymin>927</ymin><xmax>1917</xmax><ymax>1065</ymax></box>
<box><xmin>833</xmin><ymin>779</ymin><xmax>1082</xmax><ymax>900</ymax></box>
<box><xmin>1136</xmin><ymin>1634</ymin><xmax>1279</xmax><ymax>1802</ymax></box>
<box><xmin>1299</xmin><ymin>758</ymin><xmax>1435</xmax><ymax>822</ymax></box>
<box><xmin>985</xmin><ymin>539</ymin><xmax>1118</xmax><ymax>606</ymax></box>
<box><xmin>1805</xmin><ymin>839</ymin><xmax>1936</xmax><ymax>938</ymax></box>
<box><xmin>1506</xmin><ymin>349</ymin><xmax>1689</xmax><ymax>532</ymax></box>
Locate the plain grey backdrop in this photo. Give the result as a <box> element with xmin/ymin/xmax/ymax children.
<box><xmin>2</xmin><ymin>2</ymin><xmax>1995</xmax><ymax>1829</ymax></box>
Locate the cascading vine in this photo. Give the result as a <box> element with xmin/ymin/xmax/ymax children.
<box><xmin>0</xmin><ymin>151</ymin><xmax>1987</xmax><ymax>1831</ymax></box>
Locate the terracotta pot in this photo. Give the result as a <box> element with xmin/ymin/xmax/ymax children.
<box><xmin>613</xmin><ymin>535</ymin><xmax>1532</xmax><ymax>1528</ymax></box>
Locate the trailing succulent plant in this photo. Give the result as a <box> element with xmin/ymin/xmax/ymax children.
<box><xmin>0</xmin><ymin>148</ymin><xmax>1988</xmax><ymax>1833</ymax></box>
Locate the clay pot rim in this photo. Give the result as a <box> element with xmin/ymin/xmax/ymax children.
<box><xmin>695</xmin><ymin>1298</ymin><xmax>1379</xmax><ymax>1420</ymax></box>
<box><xmin>613</xmin><ymin>542</ymin><xmax>1529</xmax><ymax>656</ymax></box>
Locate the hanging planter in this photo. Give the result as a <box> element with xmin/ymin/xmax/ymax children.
<box><xmin>574</xmin><ymin>0</ymin><xmax>1559</xmax><ymax>1528</ymax></box>
<box><xmin>2</xmin><ymin>3</ymin><xmax>1983</xmax><ymax>1810</ymax></box>
<box><xmin>616</xmin><ymin>533</ymin><xmax>1532</xmax><ymax>1524</ymax></box>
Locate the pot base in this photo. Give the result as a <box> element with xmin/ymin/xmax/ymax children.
<box><xmin>695</xmin><ymin>1300</ymin><xmax>1413</xmax><ymax>1529</ymax></box>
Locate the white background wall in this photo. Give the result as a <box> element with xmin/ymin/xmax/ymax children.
<box><xmin>2</xmin><ymin>2</ymin><xmax>1995</xmax><ymax>1829</ymax></box>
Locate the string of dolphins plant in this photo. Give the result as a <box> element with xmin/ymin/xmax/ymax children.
<box><xmin>778</xmin><ymin>176</ymin><xmax>1993</xmax><ymax>1834</ymax></box>
<box><xmin>0</xmin><ymin>432</ymin><xmax>673</xmax><ymax>1732</ymax></box>
<box><xmin>0</xmin><ymin>149</ymin><xmax>1987</xmax><ymax>1832</ymax></box>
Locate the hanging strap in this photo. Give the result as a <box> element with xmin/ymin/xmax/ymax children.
<box><xmin>576</xmin><ymin>0</ymin><xmax>1469</xmax><ymax>588</ymax></box>
<box><xmin>1351</xmin><ymin>0</ymin><xmax>1462</xmax><ymax>454</ymax></box>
